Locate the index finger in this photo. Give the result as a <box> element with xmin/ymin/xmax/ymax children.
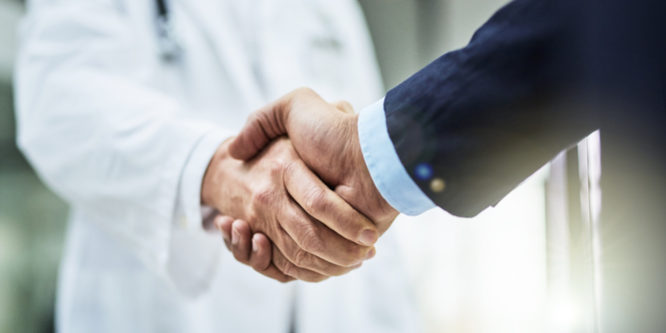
<box><xmin>283</xmin><ymin>159</ymin><xmax>378</xmax><ymax>246</ymax></box>
<box><xmin>250</xmin><ymin>234</ymin><xmax>294</xmax><ymax>283</ymax></box>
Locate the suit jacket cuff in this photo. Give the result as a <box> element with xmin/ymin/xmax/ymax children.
<box><xmin>357</xmin><ymin>98</ymin><xmax>436</xmax><ymax>216</ymax></box>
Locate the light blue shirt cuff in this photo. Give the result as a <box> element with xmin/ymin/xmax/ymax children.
<box><xmin>357</xmin><ymin>98</ymin><xmax>436</xmax><ymax>216</ymax></box>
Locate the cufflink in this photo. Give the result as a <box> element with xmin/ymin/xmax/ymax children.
<box><xmin>415</xmin><ymin>162</ymin><xmax>446</xmax><ymax>192</ymax></box>
<box><xmin>430</xmin><ymin>178</ymin><xmax>446</xmax><ymax>193</ymax></box>
<box><xmin>414</xmin><ymin>163</ymin><xmax>434</xmax><ymax>181</ymax></box>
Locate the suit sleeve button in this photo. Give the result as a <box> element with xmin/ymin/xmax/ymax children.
<box><xmin>430</xmin><ymin>178</ymin><xmax>446</xmax><ymax>193</ymax></box>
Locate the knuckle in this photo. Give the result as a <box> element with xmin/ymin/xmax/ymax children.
<box><xmin>247</xmin><ymin>112</ymin><xmax>260</xmax><ymax>124</ymax></box>
<box><xmin>295</xmin><ymin>87</ymin><xmax>315</xmax><ymax>97</ymax></box>
<box><xmin>252</xmin><ymin>185</ymin><xmax>275</xmax><ymax>207</ymax></box>
<box><xmin>282</xmin><ymin>160</ymin><xmax>299</xmax><ymax>180</ymax></box>
<box><xmin>254</xmin><ymin>109</ymin><xmax>271</xmax><ymax>125</ymax></box>
<box><xmin>283</xmin><ymin>160</ymin><xmax>297</xmax><ymax>176</ymax></box>
<box><xmin>281</xmin><ymin>161</ymin><xmax>299</xmax><ymax>185</ymax></box>
<box><xmin>336</xmin><ymin>100</ymin><xmax>353</xmax><ymax>111</ymax></box>
<box><xmin>299</xmin><ymin>226</ymin><xmax>325</xmax><ymax>254</ymax></box>
<box><xmin>282</xmin><ymin>262</ymin><xmax>296</xmax><ymax>277</ymax></box>
<box><xmin>342</xmin><ymin>243</ymin><xmax>367</xmax><ymax>266</ymax></box>
<box><xmin>292</xmin><ymin>249</ymin><xmax>311</xmax><ymax>268</ymax></box>
<box><xmin>328</xmin><ymin>263</ymin><xmax>351</xmax><ymax>277</ymax></box>
<box><xmin>276</xmin><ymin>257</ymin><xmax>295</xmax><ymax>277</ymax></box>
<box><xmin>246</xmin><ymin>209</ymin><xmax>266</xmax><ymax>228</ymax></box>
<box><xmin>320</xmin><ymin>263</ymin><xmax>349</xmax><ymax>277</ymax></box>
<box><xmin>268</xmin><ymin>159</ymin><xmax>286</xmax><ymax>176</ymax></box>
<box><xmin>337</xmin><ymin>211</ymin><xmax>362</xmax><ymax>233</ymax></box>
<box><xmin>248</xmin><ymin>111</ymin><xmax>271</xmax><ymax>134</ymax></box>
<box><xmin>245</xmin><ymin>210</ymin><xmax>260</xmax><ymax>227</ymax></box>
<box><xmin>304</xmin><ymin>187</ymin><xmax>328</xmax><ymax>214</ymax></box>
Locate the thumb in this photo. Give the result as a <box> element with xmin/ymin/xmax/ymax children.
<box><xmin>333</xmin><ymin>100</ymin><xmax>355</xmax><ymax>114</ymax></box>
<box><xmin>229</xmin><ymin>100</ymin><xmax>289</xmax><ymax>160</ymax></box>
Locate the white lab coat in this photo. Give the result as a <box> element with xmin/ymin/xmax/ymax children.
<box><xmin>15</xmin><ymin>0</ymin><xmax>420</xmax><ymax>332</ymax></box>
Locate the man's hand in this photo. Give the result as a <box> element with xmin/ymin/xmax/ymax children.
<box><xmin>202</xmin><ymin>137</ymin><xmax>377</xmax><ymax>282</ymax></box>
<box><xmin>229</xmin><ymin>88</ymin><xmax>399</xmax><ymax>232</ymax></box>
<box><xmin>213</xmin><ymin>216</ymin><xmax>294</xmax><ymax>283</ymax></box>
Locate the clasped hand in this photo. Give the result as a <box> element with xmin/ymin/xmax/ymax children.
<box><xmin>203</xmin><ymin>88</ymin><xmax>398</xmax><ymax>283</ymax></box>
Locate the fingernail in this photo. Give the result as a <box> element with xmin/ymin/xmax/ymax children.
<box><xmin>231</xmin><ymin>226</ymin><xmax>240</xmax><ymax>245</ymax></box>
<box><xmin>365</xmin><ymin>248</ymin><xmax>376</xmax><ymax>260</ymax></box>
<box><xmin>359</xmin><ymin>229</ymin><xmax>378</xmax><ymax>246</ymax></box>
<box><xmin>252</xmin><ymin>235</ymin><xmax>260</xmax><ymax>252</ymax></box>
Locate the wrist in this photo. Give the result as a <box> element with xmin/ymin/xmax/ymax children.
<box><xmin>357</xmin><ymin>98</ymin><xmax>435</xmax><ymax>217</ymax></box>
<box><xmin>201</xmin><ymin>138</ymin><xmax>234</xmax><ymax>208</ymax></box>
<box><xmin>344</xmin><ymin>113</ymin><xmax>399</xmax><ymax>224</ymax></box>
<box><xmin>346</xmin><ymin>114</ymin><xmax>369</xmax><ymax>182</ymax></box>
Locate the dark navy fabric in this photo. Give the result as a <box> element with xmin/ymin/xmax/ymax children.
<box><xmin>384</xmin><ymin>0</ymin><xmax>664</xmax><ymax>217</ymax></box>
<box><xmin>384</xmin><ymin>0</ymin><xmax>666</xmax><ymax>330</ymax></box>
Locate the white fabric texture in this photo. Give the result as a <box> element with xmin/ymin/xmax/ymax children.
<box><xmin>15</xmin><ymin>0</ymin><xmax>420</xmax><ymax>332</ymax></box>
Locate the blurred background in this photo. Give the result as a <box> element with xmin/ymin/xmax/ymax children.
<box><xmin>1</xmin><ymin>1</ymin><xmax>68</xmax><ymax>333</ymax></box>
<box><xmin>0</xmin><ymin>0</ymin><xmax>599</xmax><ymax>332</ymax></box>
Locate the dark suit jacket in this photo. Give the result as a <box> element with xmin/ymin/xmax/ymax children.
<box><xmin>384</xmin><ymin>0</ymin><xmax>665</xmax><ymax>330</ymax></box>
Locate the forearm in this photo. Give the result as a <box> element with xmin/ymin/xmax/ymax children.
<box><xmin>382</xmin><ymin>0</ymin><xmax>595</xmax><ymax>216</ymax></box>
<box><xmin>201</xmin><ymin>139</ymin><xmax>253</xmax><ymax>219</ymax></box>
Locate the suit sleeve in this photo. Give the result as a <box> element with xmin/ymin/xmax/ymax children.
<box><xmin>384</xmin><ymin>0</ymin><xmax>597</xmax><ymax>217</ymax></box>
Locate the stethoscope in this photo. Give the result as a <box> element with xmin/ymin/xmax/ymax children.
<box><xmin>155</xmin><ymin>0</ymin><xmax>182</xmax><ymax>62</ymax></box>
<box><xmin>152</xmin><ymin>0</ymin><xmax>266</xmax><ymax>107</ymax></box>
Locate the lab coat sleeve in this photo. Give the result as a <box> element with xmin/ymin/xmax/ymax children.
<box><xmin>15</xmin><ymin>1</ymin><xmax>228</xmax><ymax>296</ymax></box>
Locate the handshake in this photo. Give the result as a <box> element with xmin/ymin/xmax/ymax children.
<box><xmin>201</xmin><ymin>88</ymin><xmax>399</xmax><ymax>283</ymax></box>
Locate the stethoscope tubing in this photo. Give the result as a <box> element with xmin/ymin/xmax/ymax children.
<box><xmin>155</xmin><ymin>0</ymin><xmax>182</xmax><ymax>62</ymax></box>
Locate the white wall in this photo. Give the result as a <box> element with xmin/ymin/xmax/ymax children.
<box><xmin>359</xmin><ymin>0</ymin><xmax>509</xmax><ymax>90</ymax></box>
